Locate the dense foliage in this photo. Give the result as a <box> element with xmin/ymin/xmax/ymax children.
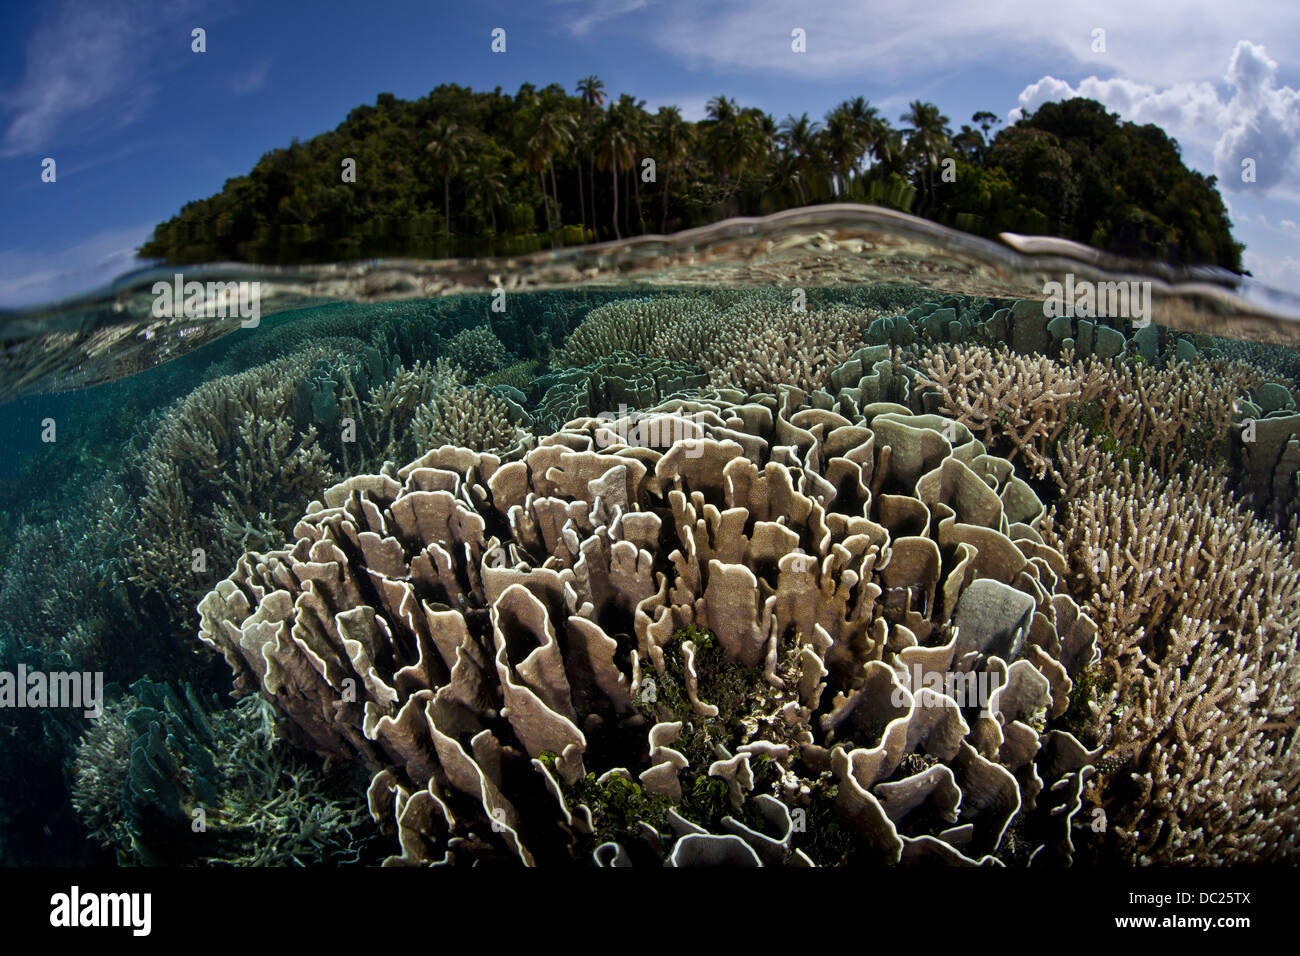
<box><xmin>140</xmin><ymin>83</ymin><xmax>1243</xmax><ymax>271</ymax></box>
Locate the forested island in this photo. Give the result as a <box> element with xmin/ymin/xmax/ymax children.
<box><xmin>140</xmin><ymin>80</ymin><xmax>1243</xmax><ymax>271</ymax></box>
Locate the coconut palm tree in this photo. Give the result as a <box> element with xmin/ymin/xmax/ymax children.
<box><xmin>613</xmin><ymin>94</ymin><xmax>648</xmax><ymax>235</ymax></box>
<box><xmin>900</xmin><ymin>101</ymin><xmax>951</xmax><ymax>215</ymax></box>
<box><xmin>527</xmin><ymin>128</ymin><xmax>559</xmax><ymax>244</ymax></box>
<box><xmin>576</xmin><ymin>75</ymin><xmax>606</xmax><ymax>237</ymax></box>
<box><xmin>540</xmin><ymin>107</ymin><xmax>575</xmax><ymax>243</ymax></box>
<box><xmin>425</xmin><ymin>117</ymin><xmax>468</xmax><ymax>239</ymax></box>
<box><xmin>702</xmin><ymin>96</ymin><xmax>769</xmax><ymax>213</ymax></box>
<box><xmin>778</xmin><ymin>113</ymin><xmax>821</xmax><ymax>204</ymax></box>
<box><xmin>597</xmin><ymin>101</ymin><xmax>636</xmax><ymax>239</ymax></box>
<box><xmin>702</xmin><ymin>95</ymin><xmax>742</xmax><ymax>192</ymax></box>
<box><xmin>821</xmin><ymin>107</ymin><xmax>863</xmax><ymax>197</ymax></box>
<box><xmin>652</xmin><ymin>105</ymin><xmax>694</xmax><ymax>232</ymax></box>
<box><xmin>840</xmin><ymin>96</ymin><xmax>881</xmax><ymax>183</ymax></box>
<box><xmin>466</xmin><ymin>161</ymin><xmax>507</xmax><ymax>234</ymax></box>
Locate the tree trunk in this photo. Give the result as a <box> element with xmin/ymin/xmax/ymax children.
<box><xmin>661</xmin><ymin>169</ymin><xmax>671</xmax><ymax>233</ymax></box>
<box><xmin>539</xmin><ymin>169</ymin><xmax>553</xmax><ymax>239</ymax></box>
<box><xmin>632</xmin><ymin>161</ymin><xmax>644</xmax><ymax>235</ymax></box>
<box><xmin>549</xmin><ymin>158</ymin><xmax>562</xmax><ymax>246</ymax></box>
<box><xmin>590</xmin><ymin>152</ymin><xmax>599</xmax><ymax>239</ymax></box>
<box><xmin>576</xmin><ymin>160</ymin><xmax>587</xmax><ymax>240</ymax></box>
<box><xmin>611</xmin><ymin>154</ymin><xmax>621</xmax><ymax>239</ymax></box>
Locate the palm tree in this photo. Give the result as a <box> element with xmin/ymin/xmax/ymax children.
<box><xmin>527</xmin><ymin>123</ymin><xmax>558</xmax><ymax>244</ymax></box>
<box><xmin>702</xmin><ymin>95</ymin><xmax>742</xmax><ymax>194</ymax></box>
<box><xmin>466</xmin><ymin>162</ymin><xmax>507</xmax><ymax>234</ymax></box>
<box><xmin>900</xmin><ymin>101</ymin><xmax>951</xmax><ymax>215</ymax></box>
<box><xmin>614</xmin><ymin>94</ymin><xmax>648</xmax><ymax>235</ymax></box>
<box><xmin>570</xmin><ymin>106</ymin><xmax>590</xmax><ymax>239</ymax></box>
<box><xmin>425</xmin><ymin>117</ymin><xmax>468</xmax><ymax>239</ymax></box>
<box><xmin>840</xmin><ymin>96</ymin><xmax>881</xmax><ymax>182</ymax></box>
<box><xmin>597</xmin><ymin>102</ymin><xmax>636</xmax><ymax>239</ymax></box>
<box><xmin>822</xmin><ymin>107</ymin><xmax>863</xmax><ymax>197</ymax></box>
<box><xmin>778</xmin><ymin>113</ymin><xmax>821</xmax><ymax>204</ymax></box>
<box><xmin>702</xmin><ymin>97</ymin><xmax>769</xmax><ymax>213</ymax></box>
<box><xmin>652</xmin><ymin>105</ymin><xmax>693</xmax><ymax>231</ymax></box>
<box><xmin>538</xmin><ymin>106</ymin><xmax>575</xmax><ymax>244</ymax></box>
<box><xmin>576</xmin><ymin>76</ymin><xmax>606</xmax><ymax>237</ymax></box>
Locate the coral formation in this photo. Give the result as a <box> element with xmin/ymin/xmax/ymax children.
<box><xmin>917</xmin><ymin>344</ymin><xmax>1246</xmax><ymax>484</ymax></box>
<box><xmin>1043</xmin><ymin>432</ymin><xmax>1300</xmax><ymax>864</ymax></box>
<box><xmin>70</xmin><ymin>679</ymin><xmax>380</xmax><ymax>865</ymax></box>
<box><xmin>556</xmin><ymin>295</ymin><xmax>876</xmax><ymax>393</ymax></box>
<box><xmin>442</xmin><ymin>325</ymin><xmax>512</xmax><ymax>380</ymax></box>
<box><xmin>534</xmin><ymin>352</ymin><xmax>710</xmax><ymax>431</ymax></box>
<box><xmin>123</xmin><ymin>348</ymin><xmax>339</xmax><ymax>611</ymax></box>
<box><xmin>198</xmin><ymin>380</ymin><xmax>1097</xmax><ymax>866</ymax></box>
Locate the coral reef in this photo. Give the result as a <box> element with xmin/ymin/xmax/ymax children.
<box><xmin>198</xmin><ymin>380</ymin><xmax>1097</xmax><ymax>866</ymax></box>
<box><xmin>70</xmin><ymin>679</ymin><xmax>381</xmax><ymax>865</ymax></box>
<box><xmin>915</xmin><ymin>346</ymin><xmax>1105</xmax><ymax>484</ymax></box>
<box><xmin>1043</xmin><ymin>432</ymin><xmax>1300</xmax><ymax>864</ymax></box>
<box><xmin>442</xmin><ymin>325</ymin><xmax>511</xmax><ymax>380</ymax></box>
<box><xmin>556</xmin><ymin>295</ymin><xmax>877</xmax><ymax>393</ymax></box>
<box><xmin>122</xmin><ymin>348</ymin><xmax>339</xmax><ymax>612</ymax></box>
<box><xmin>0</xmin><ymin>476</ymin><xmax>132</xmax><ymax>673</ymax></box>
<box><xmin>917</xmin><ymin>345</ymin><xmax>1245</xmax><ymax>485</ymax></box>
<box><xmin>534</xmin><ymin>352</ymin><xmax>710</xmax><ymax>431</ymax></box>
<box><xmin>411</xmin><ymin>383</ymin><xmax>533</xmax><ymax>459</ymax></box>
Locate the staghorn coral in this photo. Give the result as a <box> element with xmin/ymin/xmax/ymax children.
<box><xmin>915</xmin><ymin>345</ymin><xmax>1105</xmax><ymax>485</ymax></box>
<box><xmin>198</xmin><ymin>382</ymin><xmax>1097</xmax><ymax>866</ymax></box>
<box><xmin>411</xmin><ymin>384</ymin><xmax>532</xmax><ymax>459</ymax></box>
<box><xmin>555</xmin><ymin>296</ymin><xmax>711</xmax><ymax>367</ymax></box>
<box><xmin>917</xmin><ymin>345</ymin><xmax>1245</xmax><ymax>485</ymax></box>
<box><xmin>352</xmin><ymin>358</ymin><xmax>464</xmax><ymax>469</ymax></box>
<box><xmin>556</xmin><ymin>294</ymin><xmax>877</xmax><ymax>393</ymax></box>
<box><xmin>123</xmin><ymin>348</ymin><xmax>338</xmax><ymax>612</ymax></box>
<box><xmin>534</xmin><ymin>352</ymin><xmax>709</xmax><ymax>431</ymax></box>
<box><xmin>70</xmin><ymin>679</ymin><xmax>380</xmax><ymax>866</ymax></box>
<box><xmin>69</xmin><ymin>698</ymin><xmax>136</xmax><ymax>855</ymax></box>
<box><xmin>0</xmin><ymin>474</ymin><xmax>133</xmax><ymax>673</ymax></box>
<box><xmin>1042</xmin><ymin>430</ymin><xmax>1300</xmax><ymax>864</ymax></box>
<box><xmin>442</xmin><ymin>325</ymin><xmax>511</xmax><ymax>380</ymax></box>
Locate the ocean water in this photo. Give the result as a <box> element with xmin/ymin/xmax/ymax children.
<box><xmin>1</xmin><ymin>206</ymin><xmax>1298</xmax><ymax>867</ymax></box>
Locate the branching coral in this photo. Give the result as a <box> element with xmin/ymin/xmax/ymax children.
<box><xmin>411</xmin><ymin>383</ymin><xmax>532</xmax><ymax>458</ymax></box>
<box><xmin>1042</xmin><ymin>430</ymin><xmax>1300</xmax><ymax>864</ymax></box>
<box><xmin>123</xmin><ymin>348</ymin><xmax>339</xmax><ymax>611</ymax></box>
<box><xmin>0</xmin><ymin>475</ymin><xmax>131</xmax><ymax>672</ymax></box>
<box><xmin>556</xmin><ymin>295</ymin><xmax>876</xmax><ymax>393</ymax></box>
<box><xmin>198</xmin><ymin>377</ymin><xmax>1097</xmax><ymax>866</ymax></box>
<box><xmin>70</xmin><ymin>680</ymin><xmax>380</xmax><ymax>866</ymax></box>
<box><xmin>915</xmin><ymin>345</ymin><xmax>1105</xmax><ymax>484</ymax></box>
<box><xmin>917</xmin><ymin>345</ymin><xmax>1244</xmax><ymax>485</ymax></box>
<box><xmin>442</xmin><ymin>325</ymin><xmax>511</xmax><ymax>380</ymax></box>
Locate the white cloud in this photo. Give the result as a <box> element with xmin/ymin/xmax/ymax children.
<box><xmin>0</xmin><ymin>223</ymin><xmax>155</xmax><ymax>307</ymax></box>
<box><xmin>573</xmin><ymin>0</ymin><xmax>1299</xmax><ymax>87</ymax></box>
<box><xmin>555</xmin><ymin>0</ymin><xmax>652</xmax><ymax>36</ymax></box>
<box><xmin>231</xmin><ymin>62</ymin><xmax>270</xmax><ymax>97</ymax></box>
<box><xmin>1213</xmin><ymin>42</ymin><xmax>1300</xmax><ymax>190</ymax></box>
<box><xmin>1243</xmin><ymin>251</ymin><xmax>1300</xmax><ymax>295</ymax></box>
<box><xmin>1010</xmin><ymin>42</ymin><xmax>1300</xmax><ymax>194</ymax></box>
<box><xmin>0</xmin><ymin>0</ymin><xmax>199</xmax><ymax>157</ymax></box>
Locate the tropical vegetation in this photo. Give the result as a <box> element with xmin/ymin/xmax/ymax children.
<box><xmin>140</xmin><ymin>82</ymin><xmax>1243</xmax><ymax>271</ymax></box>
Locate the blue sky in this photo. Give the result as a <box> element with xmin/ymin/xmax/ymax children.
<box><xmin>1</xmin><ymin>0</ymin><xmax>1297</xmax><ymax>306</ymax></box>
